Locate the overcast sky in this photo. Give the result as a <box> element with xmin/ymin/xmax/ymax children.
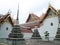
<box><xmin>0</xmin><ymin>0</ymin><xmax>60</xmax><ymax>24</ymax></box>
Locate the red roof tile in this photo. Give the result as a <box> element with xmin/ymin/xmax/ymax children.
<box><xmin>21</xmin><ymin>29</ymin><xmax>32</xmax><ymax>33</ymax></box>
<box><xmin>21</xmin><ymin>27</ymin><xmax>32</xmax><ymax>33</ymax></box>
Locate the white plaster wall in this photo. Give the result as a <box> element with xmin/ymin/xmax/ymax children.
<box><xmin>58</xmin><ymin>23</ymin><xmax>60</xmax><ymax>28</ymax></box>
<box><xmin>22</xmin><ymin>33</ymin><xmax>32</xmax><ymax>39</ymax></box>
<box><xmin>0</xmin><ymin>22</ymin><xmax>12</xmax><ymax>38</ymax></box>
<box><xmin>32</xmin><ymin>17</ymin><xmax>59</xmax><ymax>41</ymax></box>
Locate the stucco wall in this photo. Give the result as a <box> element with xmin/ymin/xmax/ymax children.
<box><xmin>58</xmin><ymin>23</ymin><xmax>60</xmax><ymax>28</ymax></box>
<box><xmin>0</xmin><ymin>22</ymin><xmax>12</xmax><ymax>38</ymax></box>
<box><xmin>32</xmin><ymin>17</ymin><xmax>59</xmax><ymax>41</ymax></box>
<box><xmin>22</xmin><ymin>33</ymin><xmax>32</xmax><ymax>39</ymax></box>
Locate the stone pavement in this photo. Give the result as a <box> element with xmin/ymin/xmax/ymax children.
<box><xmin>26</xmin><ymin>40</ymin><xmax>60</xmax><ymax>45</ymax></box>
<box><xmin>0</xmin><ymin>39</ymin><xmax>60</xmax><ymax>45</ymax></box>
<box><xmin>0</xmin><ymin>41</ymin><xmax>60</xmax><ymax>45</ymax></box>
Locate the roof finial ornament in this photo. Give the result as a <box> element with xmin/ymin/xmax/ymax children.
<box><xmin>48</xmin><ymin>2</ymin><xmax>52</xmax><ymax>8</ymax></box>
<box><xmin>7</xmin><ymin>9</ymin><xmax>11</xmax><ymax>15</ymax></box>
<box><xmin>16</xmin><ymin>3</ymin><xmax>19</xmax><ymax>24</ymax></box>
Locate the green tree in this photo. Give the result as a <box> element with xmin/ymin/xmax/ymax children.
<box><xmin>44</xmin><ymin>31</ymin><xmax>49</xmax><ymax>41</ymax></box>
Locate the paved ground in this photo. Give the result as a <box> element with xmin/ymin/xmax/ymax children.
<box><xmin>37</xmin><ymin>41</ymin><xmax>60</xmax><ymax>45</ymax></box>
<box><xmin>0</xmin><ymin>40</ymin><xmax>60</xmax><ymax>45</ymax></box>
<box><xmin>26</xmin><ymin>40</ymin><xmax>60</xmax><ymax>45</ymax></box>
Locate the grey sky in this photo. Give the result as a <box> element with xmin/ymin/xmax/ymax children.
<box><xmin>0</xmin><ymin>0</ymin><xmax>60</xmax><ymax>24</ymax></box>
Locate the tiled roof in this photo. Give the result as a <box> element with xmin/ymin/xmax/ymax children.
<box><xmin>0</xmin><ymin>12</ymin><xmax>14</xmax><ymax>26</ymax></box>
<box><xmin>21</xmin><ymin>26</ymin><xmax>32</xmax><ymax>33</ymax></box>
<box><xmin>48</xmin><ymin>4</ymin><xmax>56</xmax><ymax>12</ymax></box>
<box><xmin>24</xmin><ymin>4</ymin><xmax>57</xmax><ymax>29</ymax></box>
<box><xmin>20</xmin><ymin>20</ymin><xmax>40</xmax><ymax>28</ymax></box>
<box><xmin>39</xmin><ymin>4</ymin><xmax>57</xmax><ymax>22</ymax></box>
<box><xmin>26</xmin><ymin>13</ymin><xmax>40</xmax><ymax>22</ymax></box>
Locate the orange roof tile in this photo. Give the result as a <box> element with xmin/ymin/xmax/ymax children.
<box><xmin>26</xmin><ymin>13</ymin><xmax>40</xmax><ymax>22</ymax></box>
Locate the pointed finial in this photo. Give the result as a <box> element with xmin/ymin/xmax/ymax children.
<box><xmin>16</xmin><ymin>4</ymin><xmax>19</xmax><ymax>24</ymax></box>
<box><xmin>17</xmin><ymin>4</ymin><xmax>19</xmax><ymax>20</ymax></box>
<box><xmin>48</xmin><ymin>2</ymin><xmax>52</xmax><ymax>8</ymax></box>
<box><xmin>7</xmin><ymin>9</ymin><xmax>11</xmax><ymax>15</ymax></box>
<box><xmin>8</xmin><ymin>9</ymin><xmax>11</xmax><ymax>15</ymax></box>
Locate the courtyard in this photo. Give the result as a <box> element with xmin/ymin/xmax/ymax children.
<box><xmin>0</xmin><ymin>39</ymin><xmax>60</xmax><ymax>45</ymax></box>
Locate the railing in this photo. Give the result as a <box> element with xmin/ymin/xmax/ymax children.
<box><xmin>0</xmin><ymin>37</ymin><xmax>60</xmax><ymax>45</ymax></box>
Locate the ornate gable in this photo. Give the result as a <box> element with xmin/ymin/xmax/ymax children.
<box><xmin>0</xmin><ymin>12</ymin><xmax>14</xmax><ymax>26</ymax></box>
<box><xmin>46</xmin><ymin>4</ymin><xmax>57</xmax><ymax>18</ymax></box>
<box><xmin>26</xmin><ymin>13</ymin><xmax>40</xmax><ymax>22</ymax></box>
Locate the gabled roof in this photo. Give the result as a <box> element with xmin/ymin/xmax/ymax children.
<box><xmin>57</xmin><ymin>9</ymin><xmax>60</xmax><ymax>15</ymax></box>
<box><xmin>48</xmin><ymin>4</ymin><xmax>57</xmax><ymax>12</ymax></box>
<box><xmin>26</xmin><ymin>13</ymin><xmax>40</xmax><ymax>22</ymax></box>
<box><xmin>39</xmin><ymin>4</ymin><xmax>57</xmax><ymax>22</ymax></box>
<box><xmin>0</xmin><ymin>12</ymin><xmax>14</xmax><ymax>26</ymax></box>
<box><xmin>23</xmin><ymin>4</ymin><xmax>57</xmax><ymax>29</ymax></box>
<box><xmin>20</xmin><ymin>20</ymin><xmax>41</xmax><ymax>29</ymax></box>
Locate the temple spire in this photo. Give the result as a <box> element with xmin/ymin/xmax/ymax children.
<box><xmin>16</xmin><ymin>4</ymin><xmax>19</xmax><ymax>24</ymax></box>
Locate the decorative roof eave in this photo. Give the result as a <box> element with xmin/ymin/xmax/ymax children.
<box><xmin>56</xmin><ymin>9</ymin><xmax>60</xmax><ymax>16</ymax></box>
<box><xmin>21</xmin><ymin>20</ymin><xmax>42</xmax><ymax>29</ymax></box>
<box><xmin>26</xmin><ymin>14</ymin><xmax>31</xmax><ymax>22</ymax></box>
<box><xmin>37</xmin><ymin>4</ymin><xmax>58</xmax><ymax>27</ymax></box>
<box><xmin>6</xmin><ymin>13</ymin><xmax>14</xmax><ymax>26</ymax></box>
<box><xmin>48</xmin><ymin>4</ymin><xmax>58</xmax><ymax>15</ymax></box>
<box><xmin>41</xmin><ymin>4</ymin><xmax>57</xmax><ymax>21</ymax></box>
<box><xmin>24</xmin><ymin>4</ymin><xmax>58</xmax><ymax>29</ymax></box>
<box><xmin>8</xmin><ymin>15</ymin><xmax>14</xmax><ymax>26</ymax></box>
<box><xmin>0</xmin><ymin>12</ymin><xmax>14</xmax><ymax>26</ymax></box>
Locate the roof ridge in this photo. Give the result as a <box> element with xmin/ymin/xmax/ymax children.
<box><xmin>0</xmin><ymin>13</ymin><xmax>14</xmax><ymax>26</ymax></box>
<box><xmin>26</xmin><ymin>13</ymin><xmax>40</xmax><ymax>22</ymax></box>
<box><xmin>48</xmin><ymin>3</ymin><xmax>57</xmax><ymax>12</ymax></box>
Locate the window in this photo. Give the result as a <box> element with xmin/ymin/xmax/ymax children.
<box><xmin>51</xmin><ymin>22</ymin><xmax>53</xmax><ymax>26</ymax></box>
<box><xmin>6</xmin><ymin>27</ymin><xmax>8</xmax><ymax>30</ymax></box>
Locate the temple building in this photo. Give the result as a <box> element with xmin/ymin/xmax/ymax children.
<box><xmin>0</xmin><ymin>5</ymin><xmax>33</xmax><ymax>39</ymax></box>
<box><xmin>0</xmin><ymin>12</ymin><xmax>14</xmax><ymax>38</ymax></box>
<box><xmin>0</xmin><ymin>4</ymin><xmax>60</xmax><ymax>41</ymax></box>
<box><xmin>25</xmin><ymin>4</ymin><xmax>59</xmax><ymax>41</ymax></box>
